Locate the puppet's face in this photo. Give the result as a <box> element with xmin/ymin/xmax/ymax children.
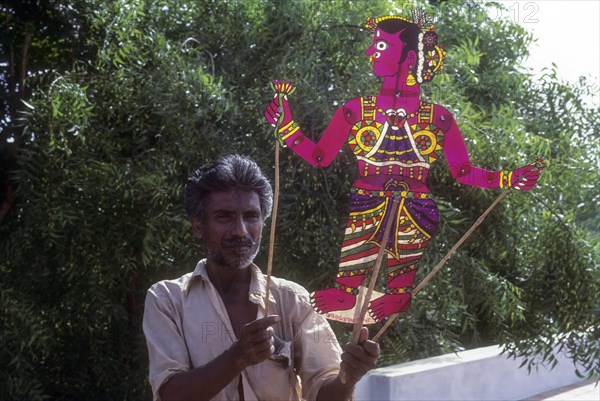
<box><xmin>365</xmin><ymin>28</ymin><xmax>405</xmax><ymax>77</ymax></box>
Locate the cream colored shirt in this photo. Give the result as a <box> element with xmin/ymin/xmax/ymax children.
<box><xmin>143</xmin><ymin>259</ymin><xmax>343</xmax><ymax>401</ymax></box>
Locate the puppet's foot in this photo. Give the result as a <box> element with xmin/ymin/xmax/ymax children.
<box><xmin>368</xmin><ymin>293</ymin><xmax>411</xmax><ymax>322</ymax></box>
<box><xmin>310</xmin><ymin>288</ymin><xmax>357</xmax><ymax>314</ymax></box>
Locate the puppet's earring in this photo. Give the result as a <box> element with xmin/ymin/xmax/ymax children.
<box><xmin>406</xmin><ymin>68</ymin><xmax>416</xmax><ymax>86</ymax></box>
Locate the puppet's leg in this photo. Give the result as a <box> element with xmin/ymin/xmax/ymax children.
<box><xmin>368</xmin><ymin>253</ymin><xmax>424</xmax><ymax>322</ymax></box>
<box><xmin>369</xmin><ymin>198</ymin><xmax>439</xmax><ymax>322</ymax></box>
<box><xmin>310</xmin><ymin>226</ymin><xmax>380</xmax><ymax>313</ymax></box>
<box><xmin>311</xmin><ymin>195</ymin><xmax>385</xmax><ymax>314</ymax></box>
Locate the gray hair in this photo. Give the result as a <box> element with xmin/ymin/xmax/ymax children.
<box><xmin>184</xmin><ymin>154</ymin><xmax>273</xmax><ymax>222</ymax></box>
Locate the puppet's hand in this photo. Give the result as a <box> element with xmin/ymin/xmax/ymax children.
<box><xmin>506</xmin><ymin>158</ymin><xmax>545</xmax><ymax>190</ymax></box>
<box><xmin>264</xmin><ymin>94</ymin><xmax>293</xmax><ymax>129</ymax></box>
<box><xmin>265</xmin><ymin>95</ymin><xmax>298</xmax><ymax>146</ymax></box>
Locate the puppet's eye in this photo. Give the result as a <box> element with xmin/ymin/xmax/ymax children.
<box><xmin>375</xmin><ymin>41</ymin><xmax>388</xmax><ymax>51</ymax></box>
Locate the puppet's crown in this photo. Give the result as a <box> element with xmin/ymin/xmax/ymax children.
<box><xmin>364</xmin><ymin>9</ymin><xmax>445</xmax><ymax>84</ymax></box>
<box><xmin>365</xmin><ymin>9</ymin><xmax>435</xmax><ymax>32</ymax></box>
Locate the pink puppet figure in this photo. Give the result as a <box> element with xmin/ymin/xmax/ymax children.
<box><xmin>265</xmin><ymin>12</ymin><xmax>544</xmax><ymax>323</ymax></box>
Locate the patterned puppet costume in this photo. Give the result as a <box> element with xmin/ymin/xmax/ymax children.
<box><xmin>337</xmin><ymin>98</ymin><xmax>442</xmax><ymax>300</ymax></box>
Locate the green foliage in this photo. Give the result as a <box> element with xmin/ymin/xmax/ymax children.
<box><xmin>1</xmin><ymin>0</ymin><xmax>598</xmax><ymax>399</ymax></box>
<box><xmin>397</xmin><ymin>0</ymin><xmax>600</xmax><ymax>371</ymax></box>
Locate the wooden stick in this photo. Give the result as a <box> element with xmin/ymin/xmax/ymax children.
<box><xmin>351</xmin><ymin>197</ymin><xmax>402</xmax><ymax>343</ymax></box>
<box><xmin>351</xmin><ymin>282</ymin><xmax>367</xmax><ymax>329</ymax></box>
<box><xmin>340</xmin><ymin>198</ymin><xmax>401</xmax><ymax>386</ymax></box>
<box><xmin>264</xmin><ymin>141</ymin><xmax>280</xmax><ymax>315</ymax></box>
<box><xmin>265</xmin><ymin>90</ymin><xmax>287</xmax><ymax>315</ymax></box>
<box><xmin>373</xmin><ymin>188</ymin><xmax>511</xmax><ymax>341</ymax></box>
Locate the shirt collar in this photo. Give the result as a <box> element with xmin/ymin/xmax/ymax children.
<box><xmin>184</xmin><ymin>259</ymin><xmax>277</xmax><ymax>308</ymax></box>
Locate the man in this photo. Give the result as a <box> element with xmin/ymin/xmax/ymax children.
<box><xmin>143</xmin><ymin>154</ymin><xmax>380</xmax><ymax>401</ymax></box>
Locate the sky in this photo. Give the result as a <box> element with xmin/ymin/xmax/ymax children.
<box><xmin>493</xmin><ymin>0</ymin><xmax>600</xmax><ymax>105</ymax></box>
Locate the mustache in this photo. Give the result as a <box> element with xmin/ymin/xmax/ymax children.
<box><xmin>222</xmin><ymin>237</ymin><xmax>256</xmax><ymax>247</ymax></box>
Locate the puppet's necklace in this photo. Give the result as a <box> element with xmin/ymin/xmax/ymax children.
<box><xmin>377</xmin><ymin>104</ymin><xmax>422</xmax><ymax>131</ymax></box>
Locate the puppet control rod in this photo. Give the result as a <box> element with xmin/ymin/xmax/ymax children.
<box><xmin>265</xmin><ymin>81</ymin><xmax>296</xmax><ymax>314</ymax></box>
<box><xmin>339</xmin><ymin>197</ymin><xmax>401</xmax><ymax>385</ymax></box>
<box><xmin>372</xmin><ymin>158</ymin><xmax>544</xmax><ymax>339</ymax></box>
<box><xmin>373</xmin><ymin>157</ymin><xmax>545</xmax><ymax>341</ymax></box>
<box><xmin>351</xmin><ymin>198</ymin><xmax>402</xmax><ymax>343</ymax></box>
<box><xmin>341</xmin><ymin>188</ymin><xmax>499</xmax><ymax>384</ymax></box>
<box><xmin>373</xmin><ymin>187</ymin><xmax>511</xmax><ymax>341</ymax></box>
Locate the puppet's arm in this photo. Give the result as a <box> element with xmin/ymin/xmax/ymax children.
<box><xmin>265</xmin><ymin>95</ymin><xmax>352</xmax><ymax>167</ymax></box>
<box><xmin>436</xmin><ymin>105</ymin><xmax>544</xmax><ymax>190</ymax></box>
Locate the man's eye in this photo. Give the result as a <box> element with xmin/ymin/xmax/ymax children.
<box><xmin>375</xmin><ymin>41</ymin><xmax>388</xmax><ymax>51</ymax></box>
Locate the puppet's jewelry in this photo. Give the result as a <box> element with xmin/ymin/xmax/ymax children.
<box><xmin>376</xmin><ymin>108</ymin><xmax>419</xmax><ymax>119</ymax></box>
<box><xmin>411</xmin><ymin>8</ymin><xmax>434</xmax><ymax>28</ymax></box>
<box><xmin>417</xmin><ymin>32</ymin><xmax>425</xmax><ymax>84</ymax></box>
<box><xmin>364</xmin><ymin>10</ymin><xmax>433</xmax><ymax>32</ymax></box>
<box><xmin>364</xmin><ymin>15</ymin><xmax>411</xmax><ymax>31</ymax></box>
<box><xmin>499</xmin><ymin>170</ymin><xmax>513</xmax><ymax>188</ymax></box>
<box><xmin>377</xmin><ymin>108</ymin><xmax>414</xmax><ymax>130</ymax></box>
<box><xmin>377</xmin><ymin>104</ymin><xmax>422</xmax><ymax>130</ymax></box>
<box><xmin>406</xmin><ymin>71</ymin><xmax>417</xmax><ymax>86</ymax></box>
<box><xmin>385</xmin><ymin>286</ymin><xmax>412</xmax><ymax>295</ymax></box>
<box><xmin>334</xmin><ymin>282</ymin><xmax>360</xmax><ymax>296</ymax></box>
<box><xmin>278</xmin><ymin>120</ymin><xmax>300</xmax><ymax>141</ymax></box>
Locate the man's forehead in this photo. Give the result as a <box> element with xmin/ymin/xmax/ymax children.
<box><xmin>206</xmin><ymin>190</ymin><xmax>261</xmax><ymax>211</ymax></box>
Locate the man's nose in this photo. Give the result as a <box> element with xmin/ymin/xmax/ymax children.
<box><xmin>232</xmin><ymin>215</ymin><xmax>248</xmax><ymax>237</ymax></box>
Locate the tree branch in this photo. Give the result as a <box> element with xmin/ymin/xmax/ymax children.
<box><xmin>19</xmin><ymin>32</ymin><xmax>33</xmax><ymax>97</ymax></box>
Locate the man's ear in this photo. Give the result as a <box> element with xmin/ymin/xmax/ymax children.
<box><xmin>190</xmin><ymin>217</ymin><xmax>203</xmax><ymax>239</ymax></box>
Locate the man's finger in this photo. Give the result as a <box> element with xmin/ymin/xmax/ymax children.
<box><xmin>341</xmin><ymin>351</ymin><xmax>361</xmax><ymax>370</ymax></box>
<box><xmin>345</xmin><ymin>343</ymin><xmax>375</xmax><ymax>364</ymax></box>
<box><xmin>358</xmin><ymin>326</ymin><xmax>369</xmax><ymax>345</ymax></box>
<box><xmin>363</xmin><ymin>340</ymin><xmax>381</xmax><ymax>357</ymax></box>
<box><xmin>245</xmin><ymin>315</ymin><xmax>281</xmax><ymax>333</ymax></box>
<box><xmin>254</xmin><ymin>337</ymin><xmax>273</xmax><ymax>353</ymax></box>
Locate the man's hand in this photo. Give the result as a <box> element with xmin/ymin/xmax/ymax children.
<box><xmin>317</xmin><ymin>326</ymin><xmax>380</xmax><ymax>401</ymax></box>
<box><xmin>231</xmin><ymin>315</ymin><xmax>280</xmax><ymax>369</ymax></box>
<box><xmin>340</xmin><ymin>326</ymin><xmax>380</xmax><ymax>386</ymax></box>
<box><xmin>158</xmin><ymin>314</ymin><xmax>281</xmax><ymax>400</ymax></box>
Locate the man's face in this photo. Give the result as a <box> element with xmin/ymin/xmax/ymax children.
<box><xmin>365</xmin><ymin>28</ymin><xmax>405</xmax><ymax>77</ymax></box>
<box><xmin>193</xmin><ymin>190</ymin><xmax>263</xmax><ymax>270</ymax></box>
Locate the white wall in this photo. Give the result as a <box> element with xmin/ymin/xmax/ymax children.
<box><xmin>355</xmin><ymin>345</ymin><xmax>588</xmax><ymax>400</ymax></box>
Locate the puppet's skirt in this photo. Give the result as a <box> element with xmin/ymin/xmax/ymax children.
<box><xmin>337</xmin><ymin>191</ymin><xmax>439</xmax><ymax>276</ymax></box>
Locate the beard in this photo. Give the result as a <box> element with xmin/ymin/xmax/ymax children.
<box><xmin>206</xmin><ymin>236</ymin><xmax>260</xmax><ymax>270</ymax></box>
